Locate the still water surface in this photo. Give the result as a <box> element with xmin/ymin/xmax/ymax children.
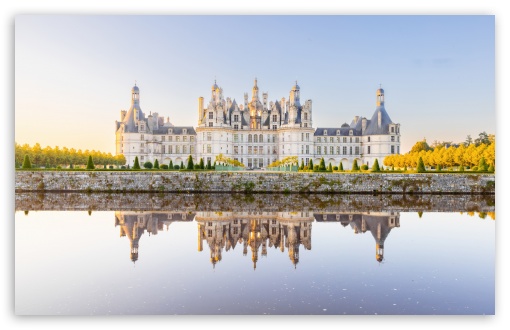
<box><xmin>15</xmin><ymin>195</ymin><xmax>495</xmax><ymax>315</ymax></box>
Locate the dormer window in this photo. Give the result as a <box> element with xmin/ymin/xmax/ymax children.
<box><xmin>183</xmin><ymin>128</ymin><xmax>187</xmax><ymax>134</ymax></box>
<box><xmin>349</xmin><ymin>130</ymin><xmax>353</xmax><ymax>136</ymax></box>
<box><xmin>336</xmin><ymin>130</ymin><xmax>340</xmax><ymax>135</ymax></box>
<box><xmin>323</xmin><ymin>129</ymin><xmax>327</xmax><ymax>136</ymax></box>
<box><xmin>168</xmin><ymin>128</ymin><xmax>173</xmax><ymax>134</ymax></box>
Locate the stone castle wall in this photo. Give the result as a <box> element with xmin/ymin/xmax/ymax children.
<box><xmin>15</xmin><ymin>171</ymin><xmax>495</xmax><ymax>194</ymax></box>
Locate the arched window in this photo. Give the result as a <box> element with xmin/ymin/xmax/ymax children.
<box><xmin>254</xmin><ymin>134</ymin><xmax>258</xmax><ymax>143</ymax></box>
<box><xmin>248</xmin><ymin>134</ymin><xmax>252</xmax><ymax>142</ymax></box>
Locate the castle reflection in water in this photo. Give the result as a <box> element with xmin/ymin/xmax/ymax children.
<box><xmin>115</xmin><ymin>210</ymin><xmax>399</xmax><ymax>268</ymax></box>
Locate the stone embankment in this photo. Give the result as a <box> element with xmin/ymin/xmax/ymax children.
<box><xmin>15</xmin><ymin>171</ymin><xmax>495</xmax><ymax>194</ymax></box>
<box><xmin>15</xmin><ymin>192</ymin><xmax>495</xmax><ymax>213</ymax></box>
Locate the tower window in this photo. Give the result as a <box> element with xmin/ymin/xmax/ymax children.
<box><xmin>209</xmin><ymin>112</ymin><xmax>213</xmax><ymax>119</ymax></box>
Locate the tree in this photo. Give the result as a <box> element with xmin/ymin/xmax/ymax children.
<box><xmin>86</xmin><ymin>156</ymin><xmax>95</xmax><ymax>170</ymax></box>
<box><xmin>327</xmin><ymin>163</ymin><xmax>333</xmax><ymax>172</ymax></box>
<box><xmin>372</xmin><ymin>158</ymin><xmax>381</xmax><ymax>172</ymax></box>
<box><xmin>199</xmin><ymin>158</ymin><xmax>205</xmax><ymax>169</ymax></box>
<box><xmin>300</xmin><ymin>159</ymin><xmax>304</xmax><ymax>170</ymax></box>
<box><xmin>133</xmin><ymin>156</ymin><xmax>141</xmax><ymax>170</ymax></box>
<box><xmin>154</xmin><ymin>159</ymin><xmax>160</xmax><ymax>169</ymax></box>
<box><xmin>465</xmin><ymin>135</ymin><xmax>473</xmax><ymax>146</ymax></box>
<box><xmin>475</xmin><ymin>131</ymin><xmax>490</xmax><ymax>146</ymax></box>
<box><xmin>478</xmin><ymin>157</ymin><xmax>488</xmax><ymax>172</ymax></box>
<box><xmin>206</xmin><ymin>159</ymin><xmax>211</xmax><ymax>170</ymax></box>
<box><xmin>416</xmin><ymin>157</ymin><xmax>426</xmax><ymax>173</ymax></box>
<box><xmin>187</xmin><ymin>155</ymin><xmax>194</xmax><ymax>170</ymax></box>
<box><xmin>319</xmin><ymin>157</ymin><xmax>326</xmax><ymax>171</ymax></box>
<box><xmin>339</xmin><ymin>162</ymin><xmax>344</xmax><ymax>171</ymax></box>
<box><xmin>180</xmin><ymin>161</ymin><xmax>184</xmax><ymax>169</ymax></box>
<box><xmin>169</xmin><ymin>160</ymin><xmax>173</xmax><ymax>169</ymax></box>
<box><xmin>352</xmin><ymin>159</ymin><xmax>359</xmax><ymax>171</ymax></box>
<box><xmin>143</xmin><ymin>161</ymin><xmax>153</xmax><ymax>169</ymax></box>
<box><xmin>308</xmin><ymin>159</ymin><xmax>313</xmax><ymax>170</ymax></box>
<box><xmin>21</xmin><ymin>155</ymin><xmax>32</xmax><ymax>169</ymax></box>
<box><xmin>410</xmin><ymin>139</ymin><xmax>432</xmax><ymax>153</ymax></box>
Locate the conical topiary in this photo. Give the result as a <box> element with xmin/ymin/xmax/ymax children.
<box><xmin>86</xmin><ymin>156</ymin><xmax>95</xmax><ymax>170</ymax></box>
<box><xmin>22</xmin><ymin>155</ymin><xmax>32</xmax><ymax>169</ymax></box>
<box><xmin>416</xmin><ymin>157</ymin><xmax>425</xmax><ymax>173</ymax></box>
<box><xmin>133</xmin><ymin>156</ymin><xmax>141</xmax><ymax>170</ymax></box>
<box><xmin>372</xmin><ymin>158</ymin><xmax>381</xmax><ymax>172</ymax></box>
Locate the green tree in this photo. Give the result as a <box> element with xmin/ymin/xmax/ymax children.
<box><xmin>319</xmin><ymin>157</ymin><xmax>326</xmax><ymax>171</ymax></box>
<box><xmin>478</xmin><ymin>157</ymin><xmax>488</xmax><ymax>172</ymax></box>
<box><xmin>488</xmin><ymin>164</ymin><xmax>494</xmax><ymax>172</ymax></box>
<box><xmin>327</xmin><ymin>163</ymin><xmax>333</xmax><ymax>172</ymax></box>
<box><xmin>199</xmin><ymin>158</ymin><xmax>204</xmax><ymax>169</ymax></box>
<box><xmin>169</xmin><ymin>160</ymin><xmax>173</xmax><ymax>169</ymax></box>
<box><xmin>300</xmin><ymin>159</ymin><xmax>304</xmax><ymax>170</ymax></box>
<box><xmin>372</xmin><ymin>158</ymin><xmax>381</xmax><ymax>172</ymax></box>
<box><xmin>206</xmin><ymin>159</ymin><xmax>211</xmax><ymax>170</ymax></box>
<box><xmin>308</xmin><ymin>159</ymin><xmax>313</xmax><ymax>169</ymax></box>
<box><xmin>21</xmin><ymin>155</ymin><xmax>32</xmax><ymax>169</ymax></box>
<box><xmin>154</xmin><ymin>159</ymin><xmax>160</xmax><ymax>169</ymax></box>
<box><xmin>86</xmin><ymin>156</ymin><xmax>95</xmax><ymax>170</ymax></box>
<box><xmin>187</xmin><ymin>155</ymin><xmax>194</xmax><ymax>170</ymax></box>
<box><xmin>339</xmin><ymin>162</ymin><xmax>344</xmax><ymax>171</ymax></box>
<box><xmin>352</xmin><ymin>159</ymin><xmax>359</xmax><ymax>171</ymax></box>
<box><xmin>144</xmin><ymin>161</ymin><xmax>153</xmax><ymax>169</ymax></box>
<box><xmin>133</xmin><ymin>156</ymin><xmax>141</xmax><ymax>170</ymax></box>
<box><xmin>180</xmin><ymin>161</ymin><xmax>184</xmax><ymax>169</ymax></box>
<box><xmin>416</xmin><ymin>157</ymin><xmax>426</xmax><ymax>173</ymax></box>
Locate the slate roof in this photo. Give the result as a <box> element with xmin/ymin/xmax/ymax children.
<box><xmin>363</xmin><ymin>106</ymin><xmax>394</xmax><ymax>135</ymax></box>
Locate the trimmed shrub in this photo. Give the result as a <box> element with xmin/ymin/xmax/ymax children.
<box><xmin>154</xmin><ymin>159</ymin><xmax>160</xmax><ymax>169</ymax></box>
<box><xmin>416</xmin><ymin>157</ymin><xmax>425</xmax><ymax>173</ymax></box>
<box><xmin>86</xmin><ymin>156</ymin><xmax>95</xmax><ymax>170</ymax></box>
<box><xmin>169</xmin><ymin>160</ymin><xmax>174</xmax><ymax>169</ymax></box>
<box><xmin>174</xmin><ymin>165</ymin><xmax>180</xmax><ymax>170</ymax></box>
<box><xmin>160</xmin><ymin>164</ymin><xmax>168</xmax><ymax>169</ymax></box>
<box><xmin>300</xmin><ymin>160</ymin><xmax>305</xmax><ymax>170</ymax></box>
<box><xmin>436</xmin><ymin>164</ymin><xmax>441</xmax><ymax>171</ymax></box>
<box><xmin>458</xmin><ymin>165</ymin><xmax>465</xmax><ymax>172</ymax></box>
<box><xmin>199</xmin><ymin>158</ymin><xmax>205</xmax><ymax>169</ymax></box>
<box><xmin>187</xmin><ymin>155</ymin><xmax>194</xmax><ymax>170</ymax></box>
<box><xmin>327</xmin><ymin>163</ymin><xmax>333</xmax><ymax>172</ymax></box>
<box><xmin>360</xmin><ymin>164</ymin><xmax>368</xmax><ymax>171</ymax></box>
<box><xmin>339</xmin><ymin>162</ymin><xmax>344</xmax><ymax>171</ymax></box>
<box><xmin>352</xmin><ymin>159</ymin><xmax>359</xmax><ymax>171</ymax></box>
<box><xmin>194</xmin><ymin>164</ymin><xmax>201</xmax><ymax>170</ymax></box>
<box><xmin>180</xmin><ymin>161</ymin><xmax>184</xmax><ymax>169</ymax></box>
<box><xmin>314</xmin><ymin>165</ymin><xmax>319</xmax><ymax>171</ymax></box>
<box><xmin>143</xmin><ymin>161</ymin><xmax>153</xmax><ymax>169</ymax></box>
<box><xmin>133</xmin><ymin>157</ymin><xmax>141</xmax><ymax>170</ymax></box>
<box><xmin>488</xmin><ymin>165</ymin><xmax>494</xmax><ymax>172</ymax></box>
<box><xmin>308</xmin><ymin>159</ymin><xmax>314</xmax><ymax>169</ymax></box>
<box><xmin>471</xmin><ymin>166</ymin><xmax>478</xmax><ymax>171</ymax></box>
<box><xmin>333</xmin><ymin>166</ymin><xmax>338</xmax><ymax>171</ymax></box>
<box><xmin>22</xmin><ymin>155</ymin><xmax>32</xmax><ymax>169</ymax></box>
<box><xmin>478</xmin><ymin>157</ymin><xmax>488</xmax><ymax>172</ymax></box>
<box><xmin>319</xmin><ymin>157</ymin><xmax>326</xmax><ymax>171</ymax></box>
<box><xmin>206</xmin><ymin>159</ymin><xmax>212</xmax><ymax>170</ymax></box>
<box><xmin>372</xmin><ymin>159</ymin><xmax>381</xmax><ymax>172</ymax></box>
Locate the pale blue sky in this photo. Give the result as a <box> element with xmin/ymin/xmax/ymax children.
<box><xmin>15</xmin><ymin>14</ymin><xmax>494</xmax><ymax>154</ymax></box>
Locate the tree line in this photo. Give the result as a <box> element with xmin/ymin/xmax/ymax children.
<box><xmin>15</xmin><ymin>143</ymin><xmax>126</xmax><ymax>168</ymax></box>
<box><xmin>384</xmin><ymin>132</ymin><xmax>495</xmax><ymax>170</ymax></box>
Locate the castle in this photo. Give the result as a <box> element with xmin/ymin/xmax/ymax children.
<box><xmin>115</xmin><ymin>80</ymin><xmax>400</xmax><ymax>169</ymax></box>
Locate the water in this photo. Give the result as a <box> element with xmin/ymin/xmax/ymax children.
<box><xmin>14</xmin><ymin>193</ymin><xmax>495</xmax><ymax>315</ymax></box>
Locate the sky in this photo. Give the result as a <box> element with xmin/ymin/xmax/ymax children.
<box><xmin>14</xmin><ymin>13</ymin><xmax>495</xmax><ymax>155</ymax></box>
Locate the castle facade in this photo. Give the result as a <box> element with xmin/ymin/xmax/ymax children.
<box><xmin>115</xmin><ymin>80</ymin><xmax>400</xmax><ymax>170</ymax></box>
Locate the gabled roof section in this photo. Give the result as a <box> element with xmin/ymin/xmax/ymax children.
<box><xmin>364</xmin><ymin>106</ymin><xmax>394</xmax><ymax>135</ymax></box>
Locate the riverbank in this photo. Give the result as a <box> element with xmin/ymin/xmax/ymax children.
<box><xmin>15</xmin><ymin>171</ymin><xmax>495</xmax><ymax>194</ymax></box>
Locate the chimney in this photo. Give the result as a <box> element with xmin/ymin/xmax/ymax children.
<box><xmin>378</xmin><ymin>111</ymin><xmax>382</xmax><ymax>128</ymax></box>
<box><xmin>198</xmin><ymin>97</ymin><xmax>204</xmax><ymax>124</ymax></box>
<box><xmin>362</xmin><ymin>117</ymin><xmax>367</xmax><ymax>133</ymax></box>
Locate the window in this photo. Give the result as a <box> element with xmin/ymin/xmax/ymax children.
<box><xmin>168</xmin><ymin>145</ymin><xmax>173</xmax><ymax>154</ymax></box>
<box><xmin>272</xmin><ymin>135</ymin><xmax>276</xmax><ymax>143</ymax></box>
<box><xmin>350</xmin><ymin>137</ymin><xmax>352</xmax><ymax>143</ymax></box>
<box><xmin>324</xmin><ymin>129</ymin><xmax>327</xmax><ymax>135</ymax></box>
<box><xmin>317</xmin><ymin>137</ymin><xmax>321</xmax><ymax>143</ymax></box>
<box><xmin>259</xmin><ymin>146</ymin><xmax>263</xmax><ymax>154</ymax></box>
<box><xmin>391</xmin><ymin>136</ymin><xmax>395</xmax><ymax>142</ymax></box>
<box><xmin>141</xmin><ymin>134</ymin><xmax>144</xmax><ymax>140</ymax></box>
<box><xmin>317</xmin><ymin>146</ymin><xmax>321</xmax><ymax>155</ymax></box>
<box><xmin>176</xmin><ymin>136</ymin><xmax>180</xmax><ymax>142</ymax></box>
<box><xmin>207</xmin><ymin>132</ymin><xmax>212</xmax><ymax>141</ymax></box>
<box><xmin>368</xmin><ymin>137</ymin><xmax>371</xmax><ymax>142</ymax></box>
<box><xmin>183</xmin><ymin>146</ymin><xmax>187</xmax><ymax>154</ymax></box>
<box><xmin>162</xmin><ymin>146</ymin><xmax>165</xmax><ymax>154</ymax></box>
<box><xmin>391</xmin><ymin>126</ymin><xmax>395</xmax><ymax>133</ymax></box>
<box><xmin>272</xmin><ymin>125</ymin><xmax>277</xmax><ymax>130</ymax></box>
<box><xmin>176</xmin><ymin>146</ymin><xmax>180</xmax><ymax>153</ymax></box>
<box><xmin>254</xmin><ymin>135</ymin><xmax>258</xmax><ymax>143</ymax></box>
<box><xmin>209</xmin><ymin>122</ymin><xmax>213</xmax><ymax>127</ymax></box>
<box><xmin>355</xmin><ymin>137</ymin><xmax>359</xmax><ymax>143</ymax></box>
<box><xmin>234</xmin><ymin>134</ymin><xmax>239</xmax><ymax>142</ymax></box>
<box><xmin>330</xmin><ymin>137</ymin><xmax>333</xmax><ymax>143</ymax></box>
<box><xmin>355</xmin><ymin>146</ymin><xmax>359</xmax><ymax>155</ymax></box>
<box><xmin>190</xmin><ymin>136</ymin><xmax>194</xmax><ymax>142</ymax></box>
<box><xmin>336</xmin><ymin>146</ymin><xmax>340</xmax><ymax>155</ymax></box>
<box><xmin>304</xmin><ymin>123</ymin><xmax>307</xmax><ymax>127</ymax></box>
<box><xmin>259</xmin><ymin>134</ymin><xmax>263</xmax><ymax>142</ymax></box>
<box><xmin>343</xmin><ymin>137</ymin><xmax>347</xmax><ymax>143</ymax></box>
<box><xmin>209</xmin><ymin>112</ymin><xmax>213</xmax><ymax>119</ymax></box>
<box><xmin>234</xmin><ymin>115</ymin><xmax>239</xmax><ymax>122</ymax></box>
<box><xmin>162</xmin><ymin>136</ymin><xmax>166</xmax><ymax>142</ymax></box>
<box><xmin>330</xmin><ymin>146</ymin><xmax>334</xmax><ymax>154</ymax></box>
<box><xmin>234</xmin><ymin>124</ymin><xmax>239</xmax><ymax>130</ymax></box>
<box><xmin>183</xmin><ymin>129</ymin><xmax>187</xmax><ymax>134</ymax></box>
<box><xmin>248</xmin><ymin>146</ymin><xmax>252</xmax><ymax>154</ymax></box>
<box><xmin>391</xmin><ymin>145</ymin><xmax>395</xmax><ymax>154</ymax></box>
<box><xmin>368</xmin><ymin>146</ymin><xmax>371</xmax><ymax>154</ymax></box>
<box><xmin>336</xmin><ymin>130</ymin><xmax>340</xmax><ymax>135</ymax></box>
<box><xmin>207</xmin><ymin>145</ymin><xmax>211</xmax><ymax>153</ymax></box>
<box><xmin>183</xmin><ymin>136</ymin><xmax>187</xmax><ymax>142</ymax></box>
<box><xmin>349</xmin><ymin>146</ymin><xmax>352</xmax><ymax>155</ymax></box>
<box><xmin>304</xmin><ymin>113</ymin><xmax>308</xmax><ymax>120</ymax></box>
<box><xmin>343</xmin><ymin>146</ymin><xmax>347</xmax><ymax>154</ymax></box>
<box><xmin>349</xmin><ymin>130</ymin><xmax>353</xmax><ymax>136</ymax></box>
<box><xmin>272</xmin><ymin>115</ymin><xmax>277</xmax><ymax>122</ymax></box>
<box><xmin>306</xmin><ymin>145</ymin><xmax>309</xmax><ymax>154</ymax></box>
<box><xmin>168</xmin><ymin>136</ymin><xmax>172</xmax><ymax>142</ymax></box>
<box><xmin>168</xmin><ymin>129</ymin><xmax>173</xmax><ymax>134</ymax></box>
